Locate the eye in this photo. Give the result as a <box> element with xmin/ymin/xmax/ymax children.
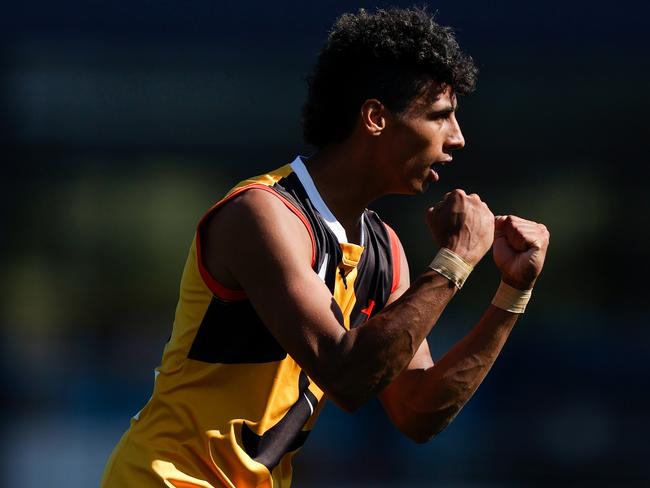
<box><xmin>429</xmin><ymin>111</ymin><xmax>453</xmax><ymax>121</ymax></box>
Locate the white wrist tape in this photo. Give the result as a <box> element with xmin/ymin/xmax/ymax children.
<box><xmin>491</xmin><ymin>281</ymin><xmax>533</xmax><ymax>313</ymax></box>
<box><xmin>428</xmin><ymin>247</ymin><xmax>473</xmax><ymax>289</ymax></box>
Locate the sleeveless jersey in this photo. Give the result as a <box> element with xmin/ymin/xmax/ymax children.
<box><xmin>101</xmin><ymin>156</ymin><xmax>401</xmax><ymax>488</ymax></box>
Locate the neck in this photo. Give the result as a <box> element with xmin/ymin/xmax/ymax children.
<box><xmin>303</xmin><ymin>141</ymin><xmax>386</xmax><ymax>244</ymax></box>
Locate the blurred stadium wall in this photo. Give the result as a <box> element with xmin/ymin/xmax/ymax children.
<box><xmin>1</xmin><ymin>1</ymin><xmax>649</xmax><ymax>486</ymax></box>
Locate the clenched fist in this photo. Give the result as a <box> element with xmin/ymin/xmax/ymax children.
<box><xmin>426</xmin><ymin>189</ymin><xmax>495</xmax><ymax>267</ymax></box>
<box><xmin>493</xmin><ymin>215</ymin><xmax>550</xmax><ymax>290</ymax></box>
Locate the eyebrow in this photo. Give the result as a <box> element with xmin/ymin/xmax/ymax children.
<box><xmin>429</xmin><ymin>104</ymin><xmax>457</xmax><ymax>116</ymax></box>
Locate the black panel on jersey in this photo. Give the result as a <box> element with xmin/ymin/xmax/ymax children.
<box><xmin>330</xmin><ymin>298</ymin><xmax>345</xmax><ymax>327</ymax></box>
<box><xmin>241</xmin><ymin>371</ymin><xmax>318</xmax><ymax>471</ymax></box>
<box><xmin>350</xmin><ymin>211</ymin><xmax>394</xmax><ymax>328</ymax></box>
<box><xmin>188</xmin><ymin>297</ymin><xmax>287</xmax><ymax>363</ymax></box>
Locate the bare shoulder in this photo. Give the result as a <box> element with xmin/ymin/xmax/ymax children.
<box><xmin>201</xmin><ymin>187</ymin><xmax>313</xmax><ymax>290</ymax></box>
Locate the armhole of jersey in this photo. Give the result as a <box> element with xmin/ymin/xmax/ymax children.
<box><xmin>383</xmin><ymin>223</ymin><xmax>401</xmax><ymax>294</ymax></box>
<box><xmin>196</xmin><ymin>183</ymin><xmax>317</xmax><ymax>301</ymax></box>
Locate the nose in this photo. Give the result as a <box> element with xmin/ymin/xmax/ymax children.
<box><xmin>445</xmin><ymin>114</ymin><xmax>465</xmax><ymax>150</ymax></box>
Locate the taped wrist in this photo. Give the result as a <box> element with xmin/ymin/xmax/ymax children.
<box><xmin>428</xmin><ymin>247</ymin><xmax>473</xmax><ymax>289</ymax></box>
<box><xmin>491</xmin><ymin>281</ymin><xmax>533</xmax><ymax>313</ymax></box>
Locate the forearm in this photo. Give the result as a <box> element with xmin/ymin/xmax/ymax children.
<box><xmin>330</xmin><ymin>269</ymin><xmax>456</xmax><ymax>410</ymax></box>
<box><xmin>399</xmin><ymin>305</ymin><xmax>519</xmax><ymax>439</ymax></box>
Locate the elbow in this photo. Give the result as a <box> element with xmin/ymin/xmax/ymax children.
<box><xmin>327</xmin><ymin>387</ymin><xmax>371</xmax><ymax>413</ymax></box>
<box><xmin>320</xmin><ymin>364</ymin><xmax>386</xmax><ymax>414</ymax></box>
<box><xmin>408</xmin><ymin>432</ymin><xmax>434</xmax><ymax>444</ymax></box>
<box><xmin>331</xmin><ymin>396</ymin><xmax>363</xmax><ymax>414</ymax></box>
<box><xmin>402</xmin><ymin>420</ymin><xmax>447</xmax><ymax>444</ymax></box>
<box><xmin>324</xmin><ymin>374</ymin><xmax>381</xmax><ymax>413</ymax></box>
<box><xmin>316</xmin><ymin>333</ymin><xmax>396</xmax><ymax>413</ymax></box>
<box><xmin>408</xmin><ymin>420</ymin><xmax>451</xmax><ymax>444</ymax></box>
<box><xmin>399</xmin><ymin>405</ymin><xmax>459</xmax><ymax>444</ymax></box>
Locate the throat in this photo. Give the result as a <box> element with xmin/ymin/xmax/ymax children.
<box><xmin>296</xmin><ymin>154</ymin><xmax>370</xmax><ymax>245</ymax></box>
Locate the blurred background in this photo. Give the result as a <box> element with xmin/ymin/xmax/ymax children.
<box><xmin>2</xmin><ymin>0</ymin><xmax>649</xmax><ymax>486</ymax></box>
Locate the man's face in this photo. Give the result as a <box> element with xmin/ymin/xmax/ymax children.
<box><xmin>378</xmin><ymin>84</ymin><xmax>466</xmax><ymax>194</ymax></box>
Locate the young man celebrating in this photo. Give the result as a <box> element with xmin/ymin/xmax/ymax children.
<box><xmin>102</xmin><ymin>7</ymin><xmax>550</xmax><ymax>488</ymax></box>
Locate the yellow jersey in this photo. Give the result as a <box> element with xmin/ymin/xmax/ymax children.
<box><xmin>101</xmin><ymin>156</ymin><xmax>401</xmax><ymax>488</ymax></box>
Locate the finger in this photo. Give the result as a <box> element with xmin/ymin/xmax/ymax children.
<box><xmin>501</xmin><ymin>214</ymin><xmax>539</xmax><ymax>226</ymax></box>
<box><xmin>445</xmin><ymin>189</ymin><xmax>466</xmax><ymax>200</ymax></box>
<box><xmin>494</xmin><ymin>215</ymin><xmax>508</xmax><ymax>229</ymax></box>
<box><xmin>499</xmin><ymin>216</ymin><xmax>534</xmax><ymax>251</ymax></box>
<box><xmin>427</xmin><ymin>201</ymin><xmax>445</xmax><ymax>217</ymax></box>
<box><xmin>505</xmin><ymin>227</ymin><xmax>530</xmax><ymax>251</ymax></box>
<box><xmin>495</xmin><ymin>215</ymin><xmax>549</xmax><ymax>250</ymax></box>
<box><xmin>496</xmin><ymin>215</ymin><xmax>539</xmax><ymax>232</ymax></box>
<box><xmin>512</xmin><ymin>226</ymin><xmax>547</xmax><ymax>250</ymax></box>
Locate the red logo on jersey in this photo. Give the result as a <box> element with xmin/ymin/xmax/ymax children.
<box><xmin>360</xmin><ymin>300</ymin><xmax>376</xmax><ymax>321</ymax></box>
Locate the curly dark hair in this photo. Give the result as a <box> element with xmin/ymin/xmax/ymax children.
<box><xmin>302</xmin><ymin>7</ymin><xmax>478</xmax><ymax>148</ymax></box>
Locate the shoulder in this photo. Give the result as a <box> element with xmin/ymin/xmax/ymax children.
<box><xmin>200</xmin><ymin>186</ymin><xmax>316</xmax><ymax>284</ymax></box>
<box><xmin>210</xmin><ymin>187</ymin><xmax>312</xmax><ymax>255</ymax></box>
<box><xmin>218</xmin><ymin>187</ymin><xmax>298</xmax><ymax>225</ymax></box>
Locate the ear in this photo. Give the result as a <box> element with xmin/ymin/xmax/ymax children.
<box><xmin>360</xmin><ymin>99</ymin><xmax>386</xmax><ymax>136</ymax></box>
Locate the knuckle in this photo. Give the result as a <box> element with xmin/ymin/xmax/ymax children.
<box><xmin>536</xmin><ymin>223</ymin><xmax>550</xmax><ymax>237</ymax></box>
<box><xmin>445</xmin><ymin>190</ymin><xmax>458</xmax><ymax>200</ymax></box>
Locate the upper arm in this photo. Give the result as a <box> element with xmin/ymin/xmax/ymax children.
<box><xmin>201</xmin><ymin>188</ymin><xmax>349</xmax><ymax>400</ymax></box>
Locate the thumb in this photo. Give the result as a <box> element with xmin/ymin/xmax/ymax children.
<box><xmin>494</xmin><ymin>215</ymin><xmax>508</xmax><ymax>237</ymax></box>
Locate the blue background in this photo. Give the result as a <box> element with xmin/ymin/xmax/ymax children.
<box><xmin>1</xmin><ymin>1</ymin><xmax>649</xmax><ymax>486</ymax></box>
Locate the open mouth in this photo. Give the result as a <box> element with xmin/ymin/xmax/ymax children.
<box><xmin>429</xmin><ymin>159</ymin><xmax>452</xmax><ymax>182</ymax></box>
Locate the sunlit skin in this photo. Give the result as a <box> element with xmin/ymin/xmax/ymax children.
<box><xmin>203</xmin><ymin>79</ymin><xmax>550</xmax><ymax>441</ymax></box>
<box><xmin>377</xmin><ymin>84</ymin><xmax>465</xmax><ymax>195</ymax></box>
<box><xmin>304</xmin><ymin>83</ymin><xmax>466</xmax><ymax>243</ymax></box>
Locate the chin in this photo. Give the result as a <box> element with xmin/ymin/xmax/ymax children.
<box><xmin>415</xmin><ymin>179</ymin><xmax>432</xmax><ymax>194</ymax></box>
<box><xmin>389</xmin><ymin>176</ymin><xmax>431</xmax><ymax>196</ymax></box>
<box><xmin>400</xmin><ymin>184</ymin><xmax>428</xmax><ymax>196</ymax></box>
